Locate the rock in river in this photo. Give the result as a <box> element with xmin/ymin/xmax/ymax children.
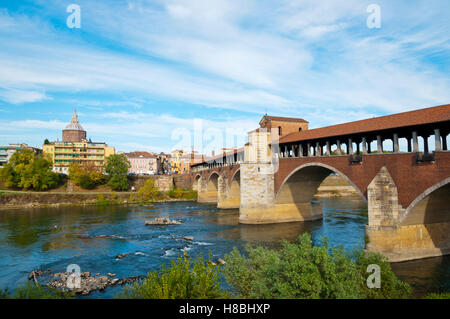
<box><xmin>145</xmin><ymin>217</ymin><xmax>183</xmax><ymax>226</ymax></box>
<box><xmin>45</xmin><ymin>272</ymin><xmax>143</xmax><ymax>295</ymax></box>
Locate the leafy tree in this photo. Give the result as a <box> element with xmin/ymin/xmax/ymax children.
<box><xmin>104</xmin><ymin>154</ymin><xmax>131</xmax><ymax>191</ymax></box>
<box><xmin>223</xmin><ymin>233</ymin><xmax>411</xmax><ymax>299</ymax></box>
<box><xmin>118</xmin><ymin>253</ymin><xmax>228</xmax><ymax>299</ymax></box>
<box><xmin>0</xmin><ymin>149</ymin><xmax>60</xmax><ymax>191</ymax></box>
<box><xmin>68</xmin><ymin>162</ymin><xmax>106</xmax><ymax>189</ymax></box>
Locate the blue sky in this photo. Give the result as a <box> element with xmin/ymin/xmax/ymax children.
<box><xmin>0</xmin><ymin>0</ymin><xmax>449</xmax><ymax>154</ymax></box>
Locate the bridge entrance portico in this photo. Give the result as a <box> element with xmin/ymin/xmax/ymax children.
<box><xmin>190</xmin><ymin>104</ymin><xmax>450</xmax><ymax>261</ymax></box>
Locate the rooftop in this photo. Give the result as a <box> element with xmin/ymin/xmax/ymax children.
<box><xmin>279</xmin><ymin>104</ymin><xmax>450</xmax><ymax>144</ymax></box>
<box><xmin>125</xmin><ymin>151</ymin><xmax>157</xmax><ymax>158</ymax></box>
<box><xmin>260</xmin><ymin>115</ymin><xmax>309</xmax><ymax>125</ymax></box>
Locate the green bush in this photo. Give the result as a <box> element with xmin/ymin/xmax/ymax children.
<box><xmin>353</xmin><ymin>250</ymin><xmax>411</xmax><ymax>299</ymax></box>
<box><xmin>78</xmin><ymin>174</ymin><xmax>96</xmax><ymax>189</ymax></box>
<box><xmin>425</xmin><ymin>292</ymin><xmax>450</xmax><ymax>299</ymax></box>
<box><xmin>118</xmin><ymin>253</ymin><xmax>228</xmax><ymax>299</ymax></box>
<box><xmin>167</xmin><ymin>186</ymin><xmax>183</xmax><ymax>199</ymax></box>
<box><xmin>137</xmin><ymin>179</ymin><xmax>160</xmax><ymax>200</ymax></box>
<box><xmin>0</xmin><ymin>282</ymin><xmax>72</xmax><ymax>299</ymax></box>
<box><xmin>223</xmin><ymin>234</ymin><xmax>411</xmax><ymax>299</ymax></box>
<box><xmin>107</xmin><ymin>174</ymin><xmax>129</xmax><ymax>191</ymax></box>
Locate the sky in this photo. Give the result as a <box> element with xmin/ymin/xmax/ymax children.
<box><xmin>0</xmin><ymin>0</ymin><xmax>449</xmax><ymax>154</ymax></box>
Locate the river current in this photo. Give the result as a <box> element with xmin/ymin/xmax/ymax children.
<box><xmin>0</xmin><ymin>198</ymin><xmax>448</xmax><ymax>298</ymax></box>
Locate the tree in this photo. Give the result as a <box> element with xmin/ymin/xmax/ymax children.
<box><xmin>0</xmin><ymin>149</ymin><xmax>60</xmax><ymax>191</ymax></box>
<box><xmin>104</xmin><ymin>154</ymin><xmax>131</xmax><ymax>191</ymax></box>
<box><xmin>43</xmin><ymin>139</ymin><xmax>50</xmax><ymax>145</ymax></box>
<box><xmin>68</xmin><ymin>162</ymin><xmax>106</xmax><ymax>189</ymax></box>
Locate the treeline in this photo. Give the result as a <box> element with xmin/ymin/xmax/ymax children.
<box><xmin>0</xmin><ymin>150</ymin><xmax>132</xmax><ymax>191</ymax></box>
<box><xmin>3</xmin><ymin>234</ymin><xmax>446</xmax><ymax>300</ymax></box>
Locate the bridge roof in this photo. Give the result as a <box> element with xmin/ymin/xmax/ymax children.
<box><xmin>191</xmin><ymin>147</ymin><xmax>244</xmax><ymax>166</ymax></box>
<box><xmin>279</xmin><ymin>104</ymin><xmax>450</xmax><ymax>144</ymax></box>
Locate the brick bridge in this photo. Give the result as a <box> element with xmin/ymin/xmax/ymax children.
<box><xmin>189</xmin><ymin>105</ymin><xmax>450</xmax><ymax>262</ymax></box>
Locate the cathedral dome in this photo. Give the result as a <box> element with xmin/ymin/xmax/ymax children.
<box><xmin>65</xmin><ymin>108</ymin><xmax>85</xmax><ymax>131</ymax></box>
<box><xmin>62</xmin><ymin>108</ymin><xmax>87</xmax><ymax>143</ymax></box>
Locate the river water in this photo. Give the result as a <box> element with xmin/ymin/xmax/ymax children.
<box><xmin>0</xmin><ymin>198</ymin><xmax>448</xmax><ymax>298</ymax></box>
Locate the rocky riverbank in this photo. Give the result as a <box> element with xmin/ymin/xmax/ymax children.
<box><xmin>29</xmin><ymin>269</ymin><xmax>143</xmax><ymax>295</ymax></box>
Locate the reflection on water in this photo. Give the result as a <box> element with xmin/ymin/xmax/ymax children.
<box><xmin>0</xmin><ymin>199</ymin><xmax>448</xmax><ymax>298</ymax></box>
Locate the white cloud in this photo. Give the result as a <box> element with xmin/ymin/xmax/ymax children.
<box><xmin>0</xmin><ymin>88</ymin><xmax>48</xmax><ymax>104</ymax></box>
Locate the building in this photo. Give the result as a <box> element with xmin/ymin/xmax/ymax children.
<box><xmin>170</xmin><ymin>150</ymin><xmax>183</xmax><ymax>174</ymax></box>
<box><xmin>259</xmin><ymin>115</ymin><xmax>309</xmax><ymax>142</ymax></box>
<box><xmin>157</xmin><ymin>153</ymin><xmax>171</xmax><ymax>174</ymax></box>
<box><xmin>0</xmin><ymin>143</ymin><xmax>41</xmax><ymax>167</ymax></box>
<box><xmin>170</xmin><ymin>149</ymin><xmax>205</xmax><ymax>174</ymax></box>
<box><xmin>124</xmin><ymin>151</ymin><xmax>158</xmax><ymax>175</ymax></box>
<box><xmin>43</xmin><ymin>109</ymin><xmax>115</xmax><ymax>174</ymax></box>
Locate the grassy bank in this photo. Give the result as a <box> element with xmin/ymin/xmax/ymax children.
<box><xmin>0</xmin><ymin>189</ymin><xmax>197</xmax><ymax>210</ymax></box>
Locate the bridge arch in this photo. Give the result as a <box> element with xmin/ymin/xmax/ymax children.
<box><xmin>274</xmin><ymin>162</ymin><xmax>366</xmax><ymax>222</ymax></box>
<box><xmin>220</xmin><ymin>168</ymin><xmax>240</xmax><ymax>209</ymax></box>
<box><xmin>192</xmin><ymin>174</ymin><xmax>202</xmax><ymax>191</ymax></box>
<box><xmin>197</xmin><ymin>171</ymin><xmax>220</xmax><ymax>203</ymax></box>
<box><xmin>276</xmin><ymin>162</ymin><xmax>366</xmax><ymax>202</ymax></box>
<box><xmin>401</xmin><ymin>177</ymin><xmax>450</xmax><ymax>226</ymax></box>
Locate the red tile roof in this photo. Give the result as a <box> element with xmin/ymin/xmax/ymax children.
<box><xmin>279</xmin><ymin>104</ymin><xmax>450</xmax><ymax>144</ymax></box>
<box><xmin>124</xmin><ymin>151</ymin><xmax>157</xmax><ymax>158</ymax></box>
<box><xmin>260</xmin><ymin>115</ymin><xmax>309</xmax><ymax>125</ymax></box>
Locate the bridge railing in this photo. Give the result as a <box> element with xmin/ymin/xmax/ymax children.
<box><xmin>276</xmin><ymin>124</ymin><xmax>449</xmax><ymax>164</ymax></box>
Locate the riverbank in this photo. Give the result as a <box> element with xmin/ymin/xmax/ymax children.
<box><xmin>0</xmin><ymin>190</ymin><xmax>196</xmax><ymax>210</ymax></box>
<box><xmin>314</xmin><ymin>175</ymin><xmax>361</xmax><ymax>198</ymax></box>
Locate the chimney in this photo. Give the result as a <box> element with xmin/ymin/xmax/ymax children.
<box><xmin>212</xmin><ymin>150</ymin><xmax>215</xmax><ymax>157</ymax></box>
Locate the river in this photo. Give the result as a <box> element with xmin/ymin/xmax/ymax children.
<box><xmin>0</xmin><ymin>198</ymin><xmax>448</xmax><ymax>298</ymax></box>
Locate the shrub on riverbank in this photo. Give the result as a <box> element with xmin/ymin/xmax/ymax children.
<box><xmin>136</xmin><ymin>179</ymin><xmax>162</xmax><ymax>200</ymax></box>
<box><xmin>0</xmin><ymin>282</ymin><xmax>72</xmax><ymax>299</ymax></box>
<box><xmin>118</xmin><ymin>253</ymin><xmax>228</xmax><ymax>299</ymax></box>
<box><xmin>426</xmin><ymin>292</ymin><xmax>450</xmax><ymax>299</ymax></box>
<box><xmin>222</xmin><ymin>234</ymin><xmax>411</xmax><ymax>299</ymax></box>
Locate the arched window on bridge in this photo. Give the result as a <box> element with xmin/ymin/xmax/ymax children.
<box><xmin>299</xmin><ymin>127</ymin><xmax>302</xmax><ymax>132</ymax></box>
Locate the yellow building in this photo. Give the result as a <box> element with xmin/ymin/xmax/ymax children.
<box><xmin>170</xmin><ymin>150</ymin><xmax>183</xmax><ymax>174</ymax></box>
<box><xmin>43</xmin><ymin>109</ymin><xmax>115</xmax><ymax>174</ymax></box>
<box><xmin>43</xmin><ymin>141</ymin><xmax>115</xmax><ymax>174</ymax></box>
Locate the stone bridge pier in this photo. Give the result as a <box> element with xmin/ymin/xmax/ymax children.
<box><xmin>365</xmin><ymin>168</ymin><xmax>450</xmax><ymax>262</ymax></box>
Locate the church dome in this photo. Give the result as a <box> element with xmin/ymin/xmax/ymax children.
<box><xmin>65</xmin><ymin>108</ymin><xmax>85</xmax><ymax>131</ymax></box>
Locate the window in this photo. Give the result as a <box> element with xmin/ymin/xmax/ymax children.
<box><xmin>278</xmin><ymin>126</ymin><xmax>282</xmax><ymax>136</ymax></box>
<box><xmin>299</xmin><ymin>127</ymin><xmax>302</xmax><ymax>132</ymax></box>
